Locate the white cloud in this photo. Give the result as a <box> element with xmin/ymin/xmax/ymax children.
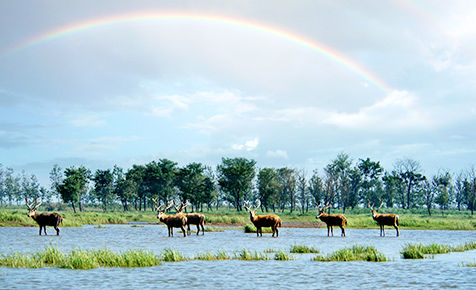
<box><xmin>266</xmin><ymin>149</ymin><xmax>288</xmax><ymax>159</ymax></box>
<box><xmin>71</xmin><ymin>115</ymin><xmax>106</xmax><ymax>127</ymax></box>
<box><xmin>232</xmin><ymin>138</ymin><xmax>259</xmax><ymax>151</ymax></box>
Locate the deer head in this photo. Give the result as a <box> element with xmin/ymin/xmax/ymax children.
<box><xmin>368</xmin><ymin>201</ymin><xmax>383</xmax><ymax>218</ymax></box>
<box><xmin>315</xmin><ymin>202</ymin><xmax>330</xmax><ymax>218</ymax></box>
<box><xmin>152</xmin><ymin>198</ymin><xmax>173</xmax><ymax>219</ymax></box>
<box><xmin>25</xmin><ymin>198</ymin><xmax>42</xmax><ymax>217</ymax></box>
<box><xmin>244</xmin><ymin>200</ymin><xmax>260</xmax><ymax>218</ymax></box>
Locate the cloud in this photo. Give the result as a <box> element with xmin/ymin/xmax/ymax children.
<box><xmin>266</xmin><ymin>149</ymin><xmax>288</xmax><ymax>159</ymax></box>
<box><xmin>71</xmin><ymin>115</ymin><xmax>106</xmax><ymax>127</ymax></box>
<box><xmin>231</xmin><ymin>138</ymin><xmax>259</xmax><ymax>151</ymax></box>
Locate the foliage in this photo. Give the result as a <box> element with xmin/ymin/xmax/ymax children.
<box><xmin>401</xmin><ymin>242</ymin><xmax>476</xmax><ymax>259</ymax></box>
<box><xmin>290</xmin><ymin>244</ymin><xmax>320</xmax><ymax>254</ymax></box>
<box><xmin>274</xmin><ymin>251</ymin><xmax>293</xmax><ymax>261</ymax></box>
<box><xmin>234</xmin><ymin>249</ymin><xmax>269</xmax><ymax>260</ymax></box>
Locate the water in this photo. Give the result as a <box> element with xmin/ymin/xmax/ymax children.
<box><xmin>0</xmin><ymin>225</ymin><xmax>475</xmax><ymax>289</ymax></box>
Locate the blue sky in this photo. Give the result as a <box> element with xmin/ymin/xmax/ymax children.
<box><xmin>1</xmin><ymin>1</ymin><xmax>476</xmax><ymax>184</ymax></box>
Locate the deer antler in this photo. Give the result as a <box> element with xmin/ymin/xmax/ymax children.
<box><xmin>377</xmin><ymin>201</ymin><xmax>384</xmax><ymax>211</ymax></box>
<box><xmin>33</xmin><ymin>199</ymin><xmax>42</xmax><ymax>210</ymax></box>
<box><xmin>255</xmin><ymin>200</ymin><xmax>261</xmax><ymax>211</ymax></box>
<box><xmin>243</xmin><ymin>201</ymin><xmax>251</xmax><ymax>212</ymax></box>
<box><xmin>368</xmin><ymin>201</ymin><xmax>374</xmax><ymax>209</ymax></box>
<box><xmin>164</xmin><ymin>201</ymin><xmax>174</xmax><ymax>212</ymax></box>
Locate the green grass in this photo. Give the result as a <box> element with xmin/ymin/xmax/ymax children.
<box><xmin>0</xmin><ymin>246</ymin><xmax>161</xmax><ymax>269</ymax></box>
<box><xmin>234</xmin><ymin>249</ymin><xmax>269</xmax><ymax>260</ymax></box>
<box><xmin>401</xmin><ymin>242</ymin><xmax>476</xmax><ymax>259</ymax></box>
<box><xmin>313</xmin><ymin>245</ymin><xmax>388</xmax><ymax>262</ymax></box>
<box><xmin>160</xmin><ymin>248</ymin><xmax>188</xmax><ymax>262</ymax></box>
<box><xmin>290</xmin><ymin>244</ymin><xmax>320</xmax><ymax>254</ymax></box>
<box><xmin>463</xmin><ymin>261</ymin><xmax>476</xmax><ymax>267</ymax></box>
<box><xmin>274</xmin><ymin>251</ymin><xmax>294</xmax><ymax>261</ymax></box>
<box><xmin>194</xmin><ymin>251</ymin><xmax>232</xmax><ymax>261</ymax></box>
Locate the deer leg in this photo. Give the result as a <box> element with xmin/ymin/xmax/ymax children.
<box><xmin>395</xmin><ymin>225</ymin><xmax>399</xmax><ymax>237</ymax></box>
<box><xmin>331</xmin><ymin>226</ymin><xmax>334</xmax><ymax>237</ymax></box>
<box><xmin>340</xmin><ymin>226</ymin><xmax>345</xmax><ymax>237</ymax></box>
<box><xmin>196</xmin><ymin>224</ymin><xmax>200</xmax><ymax>235</ymax></box>
<box><xmin>44</xmin><ymin>226</ymin><xmax>48</xmax><ymax>235</ymax></box>
<box><xmin>38</xmin><ymin>226</ymin><xmax>42</xmax><ymax>236</ymax></box>
<box><xmin>201</xmin><ymin>223</ymin><xmax>205</xmax><ymax>235</ymax></box>
<box><xmin>181</xmin><ymin>226</ymin><xmax>186</xmax><ymax>237</ymax></box>
<box><xmin>382</xmin><ymin>225</ymin><xmax>385</xmax><ymax>237</ymax></box>
<box><xmin>187</xmin><ymin>224</ymin><xmax>191</xmax><ymax>236</ymax></box>
<box><xmin>55</xmin><ymin>226</ymin><xmax>60</xmax><ymax>235</ymax></box>
<box><xmin>327</xmin><ymin>226</ymin><xmax>330</xmax><ymax>237</ymax></box>
<box><xmin>275</xmin><ymin>226</ymin><xmax>279</xmax><ymax>238</ymax></box>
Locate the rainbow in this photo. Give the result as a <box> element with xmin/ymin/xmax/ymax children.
<box><xmin>1</xmin><ymin>11</ymin><xmax>392</xmax><ymax>93</ymax></box>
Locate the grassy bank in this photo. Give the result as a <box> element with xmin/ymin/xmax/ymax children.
<box><xmin>401</xmin><ymin>242</ymin><xmax>476</xmax><ymax>259</ymax></box>
<box><xmin>1</xmin><ymin>207</ymin><xmax>475</xmax><ymax>230</ymax></box>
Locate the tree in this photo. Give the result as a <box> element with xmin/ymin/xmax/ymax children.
<box><xmin>358</xmin><ymin>158</ymin><xmax>383</xmax><ymax>206</ymax></box>
<box><xmin>49</xmin><ymin>164</ymin><xmax>63</xmax><ymax>201</ymax></box>
<box><xmin>4</xmin><ymin>168</ymin><xmax>20</xmax><ymax>205</ymax></box>
<box><xmin>465</xmin><ymin>166</ymin><xmax>476</xmax><ymax>215</ymax></box>
<box><xmin>277</xmin><ymin>167</ymin><xmax>297</xmax><ymax>212</ymax></box>
<box><xmin>126</xmin><ymin>165</ymin><xmax>147</xmax><ymax>210</ymax></box>
<box><xmin>58</xmin><ymin>166</ymin><xmax>91</xmax><ymax>212</ymax></box>
<box><xmin>21</xmin><ymin>172</ymin><xmax>41</xmax><ymax>202</ymax></box>
<box><xmin>382</xmin><ymin>172</ymin><xmax>403</xmax><ymax>208</ymax></box>
<box><xmin>308</xmin><ymin>169</ymin><xmax>324</xmax><ymax>205</ymax></box>
<box><xmin>454</xmin><ymin>171</ymin><xmax>466</xmax><ymax>211</ymax></box>
<box><xmin>144</xmin><ymin>159</ymin><xmax>178</xmax><ymax>209</ymax></box>
<box><xmin>93</xmin><ymin>169</ymin><xmax>115</xmax><ymax>212</ymax></box>
<box><xmin>394</xmin><ymin>159</ymin><xmax>426</xmax><ymax>209</ymax></box>
<box><xmin>297</xmin><ymin>169</ymin><xmax>310</xmax><ymax>213</ymax></box>
<box><xmin>347</xmin><ymin>167</ymin><xmax>361</xmax><ymax>209</ymax></box>
<box><xmin>326</xmin><ymin>153</ymin><xmax>352</xmax><ymax>212</ymax></box>
<box><xmin>257</xmin><ymin>168</ymin><xmax>279</xmax><ymax>212</ymax></box>
<box><xmin>201</xmin><ymin>167</ymin><xmax>217</xmax><ymax>211</ymax></box>
<box><xmin>176</xmin><ymin>162</ymin><xmax>209</xmax><ymax>211</ymax></box>
<box><xmin>113</xmin><ymin>166</ymin><xmax>135</xmax><ymax>211</ymax></box>
<box><xmin>433</xmin><ymin>171</ymin><xmax>452</xmax><ymax>215</ymax></box>
<box><xmin>217</xmin><ymin>157</ymin><xmax>256</xmax><ymax>211</ymax></box>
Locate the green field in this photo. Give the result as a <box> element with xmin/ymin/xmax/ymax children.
<box><xmin>1</xmin><ymin>207</ymin><xmax>475</xmax><ymax>230</ymax></box>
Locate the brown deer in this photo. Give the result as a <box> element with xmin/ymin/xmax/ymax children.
<box><xmin>25</xmin><ymin>198</ymin><xmax>63</xmax><ymax>236</ymax></box>
<box><xmin>244</xmin><ymin>201</ymin><xmax>282</xmax><ymax>237</ymax></box>
<box><xmin>369</xmin><ymin>201</ymin><xmax>399</xmax><ymax>237</ymax></box>
<box><xmin>315</xmin><ymin>202</ymin><xmax>347</xmax><ymax>237</ymax></box>
<box><xmin>177</xmin><ymin>201</ymin><xmax>206</xmax><ymax>236</ymax></box>
<box><xmin>153</xmin><ymin>198</ymin><xmax>187</xmax><ymax>237</ymax></box>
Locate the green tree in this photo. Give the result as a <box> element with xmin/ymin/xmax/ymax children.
<box><xmin>433</xmin><ymin>171</ymin><xmax>452</xmax><ymax>215</ymax></box>
<box><xmin>277</xmin><ymin>167</ymin><xmax>297</xmax><ymax>212</ymax></box>
<box><xmin>327</xmin><ymin>153</ymin><xmax>352</xmax><ymax>213</ymax></box>
<box><xmin>454</xmin><ymin>171</ymin><xmax>466</xmax><ymax>211</ymax></box>
<box><xmin>465</xmin><ymin>167</ymin><xmax>476</xmax><ymax>215</ymax></box>
<box><xmin>217</xmin><ymin>157</ymin><xmax>256</xmax><ymax>211</ymax></box>
<box><xmin>93</xmin><ymin>169</ymin><xmax>115</xmax><ymax>212</ymax></box>
<box><xmin>201</xmin><ymin>167</ymin><xmax>217</xmax><ymax>211</ymax></box>
<box><xmin>257</xmin><ymin>168</ymin><xmax>279</xmax><ymax>212</ymax></box>
<box><xmin>358</xmin><ymin>158</ymin><xmax>383</xmax><ymax>206</ymax></box>
<box><xmin>308</xmin><ymin>169</ymin><xmax>324</xmax><ymax>205</ymax></box>
<box><xmin>126</xmin><ymin>165</ymin><xmax>147</xmax><ymax>210</ymax></box>
<box><xmin>347</xmin><ymin>167</ymin><xmax>361</xmax><ymax>209</ymax></box>
<box><xmin>144</xmin><ymin>159</ymin><xmax>178</xmax><ymax>209</ymax></box>
<box><xmin>113</xmin><ymin>166</ymin><xmax>136</xmax><ymax>211</ymax></box>
<box><xmin>58</xmin><ymin>166</ymin><xmax>91</xmax><ymax>212</ymax></box>
<box><xmin>4</xmin><ymin>168</ymin><xmax>20</xmax><ymax>205</ymax></box>
<box><xmin>21</xmin><ymin>172</ymin><xmax>41</xmax><ymax>202</ymax></box>
<box><xmin>49</xmin><ymin>164</ymin><xmax>63</xmax><ymax>201</ymax></box>
<box><xmin>176</xmin><ymin>162</ymin><xmax>208</xmax><ymax>211</ymax></box>
<box><xmin>394</xmin><ymin>159</ymin><xmax>426</xmax><ymax>209</ymax></box>
<box><xmin>297</xmin><ymin>169</ymin><xmax>310</xmax><ymax>213</ymax></box>
<box><xmin>382</xmin><ymin>172</ymin><xmax>403</xmax><ymax>208</ymax></box>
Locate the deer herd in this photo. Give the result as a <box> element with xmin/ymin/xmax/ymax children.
<box><xmin>24</xmin><ymin>199</ymin><xmax>401</xmax><ymax>238</ymax></box>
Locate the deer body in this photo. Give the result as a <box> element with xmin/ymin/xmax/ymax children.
<box><xmin>185</xmin><ymin>213</ymin><xmax>206</xmax><ymax>236</ymax></box>
<box><xmin>154</xmin><ymin>199</ymin><xmax>187</xmax><ymax>237</ymax></box>
<box><xmin>245</xmin><ymin>201</ymin><xmax>281</xmax><ymax>237</ymax></box>
<box><xmin>316</xmin><ymin>203</ymin><xmax>347</xmax><ymax>237</ymax></box>
<box><xmin>26</xmin><ymin>199</ymin><xmax>63</xmax><ymax>236</ymax></box>
<box><xmin>370</xmin><ymin>202</ymin><xmax>399</xmax><ymax>237</ymax></box>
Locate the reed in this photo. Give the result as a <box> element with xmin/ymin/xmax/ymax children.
<box><xmin>313</xmin><ymin>245</ymin><xmax>387</xmax><ymax>262</ymax></box>
<box><xmin>401</xmin><ymin>242</ymin><xmax>476</xmax><ymax>259</ymax></box>
<box><xmin>290</xmin><ymin>244</ymin><xmax>320</xmax><ymax>254</ymax></box>
<box><xmin>235</xmin><ymin>249</ymin><xmax>269</xmax><ymax>261</ymax></box>
<box><xmin>0</xmin><ymin>246</ymin><xmax>161</xmax><ymax>269</ymax></box>
<box><xmin>160</xmin><ymin>248</ymin><xmax>187</xmax><ymax>262</ymax></box>
<box><xmin>274</xmin><ymin>251</ymin><xmax>294</xmax><ymax>261</ymax></box>
<box><xmin>194</xmin><ymin>251</ymin><xmax>232</xmax><ymax>261</ymax></box>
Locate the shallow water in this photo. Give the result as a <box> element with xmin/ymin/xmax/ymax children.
<box><xmin>0</xmin><ymin>225</ymin><xmax>475</xmax><ymax>289</ymax></box>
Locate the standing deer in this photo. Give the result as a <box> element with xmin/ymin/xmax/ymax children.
<box><xmin>25</xmin><ymin>198</ymin><xmax>63</xmax><ymax>236</ymax></box>
<box><xmin>153</xmin><ymin>198</ymin><xmax>187</xmax><ymax>237</ymax></box>
<box><xmin>244</xmin><ymin>201</ymin><xmax>282</xmax><ymax>238</ymax></box>
<box><xmin>177</xmin><ymin>201</ymin><xmax>206</xmax><ymax>236</ymax></box>
<box><xmin>315</xmin><ymin>203</ymin><xmax>347</xmax><ymax>237</ymax></box>
<box><xmin>369</xmin><ymin>201</ymin><xmax>399</xmax><ymax>237</ymax></box>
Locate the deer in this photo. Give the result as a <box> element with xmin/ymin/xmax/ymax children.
<box><xmin>369</xmin><ymin>201</ymin><xmax>399</xmax><ymax>237</ymax></box>
<box><xmin>244</xmin><ymin>200</ymin><xmax>282</xmax><ymax>238</ymax></box>
<box><xmin>315</xmin><ymin>202</ymin><xmax>347</xmax><ymax>237</ymax></box>
<box><xmin>25</xmin><ymin>198</ymin><xmax>63</xmax><ymax>236</ymax></box>
<box><xmin>153</xmin><ymin>198</ymin><xmax>187</xmax><ymax>237</ymax></box>
<box><xmin>176</xmin><ymin>201</ymin><xmax>206</xmax><ymax>236</ymax></box>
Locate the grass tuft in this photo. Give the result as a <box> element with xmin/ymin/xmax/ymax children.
<box><xmin>401</xmin><ymin>242</ymin><xmax>476</xmax><ymax>259</ymax></box>
<box><xmin>194</xmin><ymin>251</ymin><xmax>232</xmax><ymax>261</ymax></box>
<box><xmin>234</xmin><ymin>249</ymin><xmax>269</xmax><ymax>261</ymax></box>
<box><xmin>313</xmin><ymin>245</ymin><xmax>387</xmax><ymax>262</ymax></box>
<box><xmin>274</xmin><ymin>251</ymin><xmax>294</xmax><ymax>261</ymax></box>
<box><xmin>243</xmin><ymin>224</ymin><xmax>273</xmax><ymax>233</ymax></box>
<box><xmin>290</xmin><ymin>244</ymin><xmax>320</xmax><ymax>254</ymax></box>
<box><xmin>160</xmin><ymin>248</ymin><xmax>187</xmax><ymax>262</ymax></box>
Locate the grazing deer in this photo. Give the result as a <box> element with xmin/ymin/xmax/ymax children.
<box><xmin>153</xmin><ymin>199</ymin><xmax>187</xmax><ymax>237</ymax></box>
<box><xmin>244</xmin><ymin>201</ymin><xmax>282</xmax><ymax>238</ymax></box>
<box><xmin>369</xmin><ymin>202</ymin><xmax>399</xmax><ymax>237</ymax></box>
<box><xmin>177</xmin><ymin>201</ymin><xmax>206</xmax><ymax>236</ymax></box>
<box><xmin>315</xmin><ymin>203</ymin><xmax>347</xmax><ymax>237</ymax></box>
<box><xmin>25</xmin><ymin>198</ymin><xmax>63</xmax><ymax>236</ymax></box>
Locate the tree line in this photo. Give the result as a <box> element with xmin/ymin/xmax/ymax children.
<box><xmin>1</xmin><ymin>153</ymin><xmax>475</xmax><ymax>215</ymax></box>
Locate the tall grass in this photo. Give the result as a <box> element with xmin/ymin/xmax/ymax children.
<box><xmin>194</xmin><ymin>250</ymin><xmax>232</xmax><ymax>261</ymax></box>
<box><xmin>274</xmin><ymin>251</ymin><xmax>294</xmax><ymax>261</ymax></box>
<box><xmin>313</xmin><ymin>245</ymin><xmax>388</xmax><ymax>262</ymax></box>
<box><xmin>234</xmin><ymin>249</ymin><xmax>269</xmax><ymax>261</ymax></box>
<box><xmin>401</xmin><ymin>242</ymin><xmax>476</xmax><ymax>259</ymax></box>
<box><xmin>160</xmin><ymin>248</ymin><xmax>188</xmax><ymax>262</ymax></box>
<box><xmin>243</xmin><ymin>224</ymin><xmax>273</xmax><ymax>233</ymax></box>
<box><xmin>0</xmin><ymin>246</ymin><xmax>161</xmax><ymax>269</ymax></box>
<box><xmin>290</xmin><ymin>244</ymin><xmax>320</xmax><ymax>254</ymax></box>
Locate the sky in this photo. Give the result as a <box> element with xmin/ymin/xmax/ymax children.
<box><xmin>1</xmin><ymin>0</ymin><xmax>476</xmax><ymax>185</ymax></box>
